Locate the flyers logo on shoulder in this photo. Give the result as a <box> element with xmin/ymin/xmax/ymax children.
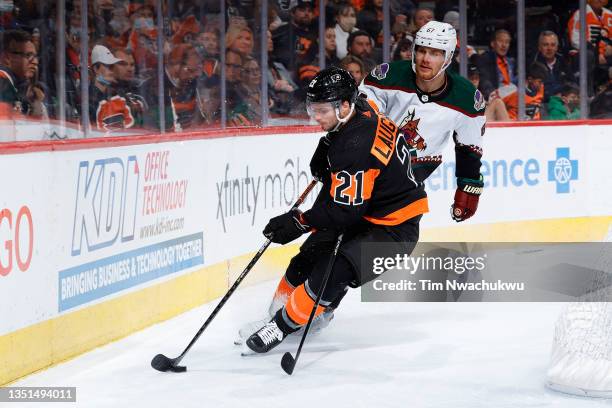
<box><xmin>71</xmin><ymin>156</ymin><xmax>140</xmax><ymax>256</ymax></box>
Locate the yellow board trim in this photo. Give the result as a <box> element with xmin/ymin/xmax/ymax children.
<box><xmin>0</xmin><ymin>245</ymin><xmax>300</xmax><ymax>386</ymax></box>
<box><xmin>421</xmin><ymin>215</ymin><xmax>612</xmax><ymax>242</ymax></box>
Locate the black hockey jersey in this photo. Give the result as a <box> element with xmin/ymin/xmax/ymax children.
<box><xmin>303</xmin><ymin>99</ymin><xmax>428</xmax><ymax>230</ymax></box>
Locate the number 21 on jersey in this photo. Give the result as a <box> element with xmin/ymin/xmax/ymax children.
<box><xmin>331</xmin><ymin>169</ymin><xmax>380</xmax><ymax>205</ymax></box>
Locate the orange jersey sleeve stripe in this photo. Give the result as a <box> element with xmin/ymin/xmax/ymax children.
<box><xmin>364</xmin><ymin>197</ymin><xmax>429</xmax><ymax>226</ymax></box>
<box><xmin>366</xmin><ymin>98</ymin><xmax>380</xmax><ymax>113</ymax></box>
<box><xmin>362</xmin><ymin>168</ymin><xmax>380</xmax><ymax>200</ymax></box>
<box><xmin>285</xmin><ymin>284</ymin><xmax>325</xmax><ymax>326</ymax></box>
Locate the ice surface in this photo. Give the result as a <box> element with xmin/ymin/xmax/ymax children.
<box><xmin>13</xmin><ymin>280</ymin><xmax>612</xmax><ymax>407</ymax></box>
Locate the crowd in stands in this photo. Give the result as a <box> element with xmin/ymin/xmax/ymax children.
<box><xmin>0</xmin><ymin>0</ymin><xmax>610</xmax><ymax>139</ymax></box>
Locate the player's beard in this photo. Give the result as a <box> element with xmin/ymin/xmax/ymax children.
<box><xmin>416</xmin><ymin>64</ymin><xmax>438</xmax><ymax>81</ymax></box>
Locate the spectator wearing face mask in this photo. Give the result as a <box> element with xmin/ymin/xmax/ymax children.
<box><xmin>547</xmin><ymin>84</ymin><xmax>581</xmax><ymax>120</ymax></box>
<box><xmin>334</xmin><ymin>2</ymin><xmax>359</xmax><ymax>60</ymax></box>
<box><xmin>129</xmin><ymin>3</ymin><xmax>156</xmax><ymax>32</ymax></box>
<box><xmin>127</xmin><ymin>4</ymin><xmax>158</xmax><ymax>79</ymax></box>
<box><xmin>89</xmin><ymin>45</ymin><xmax>136</xmax><ymax>132</ymax></box>
<box><xmin>94</xmin><ymin>3</ymin><xmax>131</xmax><ymax>49</ymax></box>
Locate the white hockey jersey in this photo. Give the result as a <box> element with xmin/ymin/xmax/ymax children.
<box><xmin>359</xmin><ymin>61</ymin><xmax>486</xmax><ymax>183</ymax></box>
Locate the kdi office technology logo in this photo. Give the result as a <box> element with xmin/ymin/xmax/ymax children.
<box><xmin>71</xmin><ymin>156</ymin><xmax>140</xmax><ymax>256</ymax></box>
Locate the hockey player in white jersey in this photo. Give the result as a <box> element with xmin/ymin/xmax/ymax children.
<box><xmin>236</xmin><ymin>21</ymin><xmax>485</xmax><ymax>348</ymax></box>
<box><xmin>359</xmin><ymin>20</ymin><xmax>485</xmax><ymax>223</ymax></box>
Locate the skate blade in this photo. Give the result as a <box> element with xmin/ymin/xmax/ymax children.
<box><xmin>240</xmin><ymin>342</ymin><xmax>259</xmax><ymax>357</ymax></box>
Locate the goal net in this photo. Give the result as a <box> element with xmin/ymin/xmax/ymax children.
<box><xmin>546</xmin><ymin>242</ymin><xmax>612</xmax><ymax>398</ymax></box>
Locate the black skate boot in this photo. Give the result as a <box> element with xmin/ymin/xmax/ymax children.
<box><xmin>246</xmin><ymin>320</ymin><xmax>287</xmax><ymax>353</ymax></box>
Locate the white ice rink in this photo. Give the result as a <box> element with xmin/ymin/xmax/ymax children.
<box><xmin>13</xmin><ymin>279</ymin><xmax>612</xmax><ymax>408</ymax></box>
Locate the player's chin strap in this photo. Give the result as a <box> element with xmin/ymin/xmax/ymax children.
<box><xmin>422</xmin><ymin>59</ymin><xmax>452</xmax><ymax>82</ymax></box>
<box><xmin>330</xmin><ymin>102</ymin><xmax>355</xmax><ymax>132</ymax></box>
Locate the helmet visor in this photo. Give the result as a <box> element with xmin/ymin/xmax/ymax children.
<box><xmin>306</xmin><ymin>101</ymin><xmax>337</xmax><ymax>118</ymax></box>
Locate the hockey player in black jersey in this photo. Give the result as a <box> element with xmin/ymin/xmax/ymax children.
<box><xmin>245</xmin><ymin>67</ymin><xmax>427</xmax><ymax>353</ymax></box>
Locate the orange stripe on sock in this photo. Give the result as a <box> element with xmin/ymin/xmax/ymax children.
<box><xmin>273</xmin><ymin>275</ymin><xmax>295</xmax><ymax>304</ymax></box>
<box><xmin>286</xmin><ymin>284</ymin><xmax>324</xmax><ymax>326</ymax></box>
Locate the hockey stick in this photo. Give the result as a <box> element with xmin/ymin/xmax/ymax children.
<box><xmin>151</xmin><ymin>179</ymin><xmax>318</xmax><ymax>373</ymax></box>
<box><xmin>281</xmin><ymin>232</ymin><xmax>344</xmax><ymax>375</ymax></box>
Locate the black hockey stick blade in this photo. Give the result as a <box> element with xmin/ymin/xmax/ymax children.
<box><xmin>281</xmin><ymin>352</ymin><xmax>296</xmax><ymax>375</ymax></box>
<box><xmin>151</xmin><ymin>354</ymin><xmax>187</xmax><ymax>373</ymax></box>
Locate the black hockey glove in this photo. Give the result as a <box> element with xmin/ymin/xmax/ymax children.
<box><xmin>263</xmin><ymin>209</ymin><xmax>311</xmax><ymax>244</ymax></box>
<box><xmin>309</xmin><ymin>136</ymin><xmax>331</xmax><ymax>182</ymax></box>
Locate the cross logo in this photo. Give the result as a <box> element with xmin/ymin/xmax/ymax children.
<box><xmin>547</xmin><ymin>147</ymin><xmax>578</xmax><ymax>194</ymax></box>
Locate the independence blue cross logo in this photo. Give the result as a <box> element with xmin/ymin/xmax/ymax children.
<box><xmin>547</xmin><ymin>147</ymin><xmax>578</xmax><ymax>194</ymax></box>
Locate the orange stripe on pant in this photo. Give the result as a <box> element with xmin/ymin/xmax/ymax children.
<box><xmin>285</xmin><ymin>284</ymin><xmax>325</xmax><ymax>326</ymax></box>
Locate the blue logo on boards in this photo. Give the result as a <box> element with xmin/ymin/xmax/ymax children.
<box><xmin>547</xmin><ymin>147</ymin><xmax>578</xmax><ymax>194</ymax></box>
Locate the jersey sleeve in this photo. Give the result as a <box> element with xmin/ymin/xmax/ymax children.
<box><xmin>303</xmin><ymin>132</ymin><xmax>382</xmax><ymax>230</ymax></box>
<box><xmin>358</xmin><ymin>63</ymin><xmax>391</xmax><ymax>113</ymax></box>
<box><xmin>453</xmin><ymin>112</ymin><xmax>485</xmax><ymax>181</ymax></box>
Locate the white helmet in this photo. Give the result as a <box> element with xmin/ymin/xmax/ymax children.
<box><xmin>412</xmin><ymin>20</ymin><xmax>457</xmax><ymax>80</ymax></box>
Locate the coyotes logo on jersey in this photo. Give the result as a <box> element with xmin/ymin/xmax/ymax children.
<box><xmin>398</xmin><ymin>109</ymin><xmax>427</xmax><ymax>151</ymax></box>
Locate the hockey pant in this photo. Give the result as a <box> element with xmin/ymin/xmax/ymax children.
<box><xmin>272</xmin><ymin>215</ymin><xmax>421</xmax><ymax>334</ymax></box>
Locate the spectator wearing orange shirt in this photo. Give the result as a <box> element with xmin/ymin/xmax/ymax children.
<box><xmin>501</xmin><ymin>62</ymin><xmax>547</xmax><ymax>121</ymax></box>
<box><xmin>476</xmin><ymin>29</ymin><xmax>517</xmax><ymax>99</ymax></box>
<box><xmin>89</xmin><ymin>45</ymin><xmax>136</xmax><ymax>132</ymax></box>
<box><xmin>567</xmin><ymin>0</ymin><xmax>612</xmax><ymax>66</ymax></box>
